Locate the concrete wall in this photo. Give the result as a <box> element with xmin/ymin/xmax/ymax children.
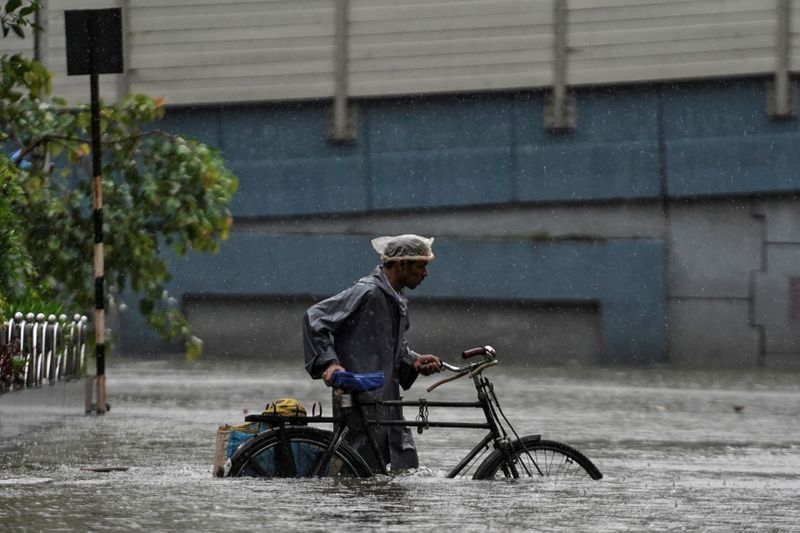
<box><xmin>753</xmin><ymin>200</ymin><xmax>800</xmax><ymax>367</ymax></box>
<box><xmin>116</xmin><ymin>195</ymin><xmax>800</xmax><ymax>368</ymax></box>
<box><xmin>90</xmin><ymin>77</ymin><xmax>800</xmax><ymax>368</ymax></box>
<box><xmin>2</xmin><ymin>0</ymin><xmax>794</xmax><ymax>106</ymax></box>
<box><xmin>666</xmin><ymin>202</ymin><xmax>762</xmax><ymax>366</ymax></box>
<box><xmin>664</xmin><ymin>198</ymin><xmax>800</xmax><ymax>368</ymax></box>
<box><xmin>140</xmin><ymin>234</ymin><xmax>665</xmax><ymax>364</ymax></box>
<box><xmin>184</xmin><ymin>297</ymin><xmax>601</xmax><ymax>365</ymax></box>
<box><xmin>145</xmin><ymin>79</ymin><xmax>800</xmax><ymax>222</ymax></box>
<box><xmin>112</xmin><ymin>195</ymin><xmax>800</xmax><ymax>368</ymax></box>
<box><xmin>6</xmin><ymin>3</ymin><xmax>800</xmax><ymax>369</ymax></box>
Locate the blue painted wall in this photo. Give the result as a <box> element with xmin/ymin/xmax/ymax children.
<box><xmin>165</xmin><ymin>235</ymin><xmax>665</xmax><ymax>364</ymax></box>
<box><xmin>160</xmin><ymin>78</ymin><xmax>800</xmax><ymax>218</ymax></box>
<box><xmin>147</xmin><ymin>78</ymin><xmax>800</xmax><ymax>363</ymax></box>
<box><xmin>663</xmin><ymin>81</ymin><xmax>800</xmax><ymax>196</ymax></box>
<box><xmin>516</xmin><ymin>88</ymin><xmax>661</xmax><ymax>202</ymax></box>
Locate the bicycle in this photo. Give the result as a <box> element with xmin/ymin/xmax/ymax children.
<box><xmin>225</xmin><ymin>345</ymin><xmax>603</xmax><ymax>480</ymax></box>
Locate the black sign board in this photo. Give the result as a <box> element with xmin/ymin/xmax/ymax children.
<box><xmin>65</xmin><ymin>8</ymin><xmax>124</xmax><ymax>76</ymax></box>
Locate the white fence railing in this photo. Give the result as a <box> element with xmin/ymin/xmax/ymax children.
<box><xmin>1</xmin><ymin>312</ymin><xmax>88</xmax><ymax>392</ymax></box>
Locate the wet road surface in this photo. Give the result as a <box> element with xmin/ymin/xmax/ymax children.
<box><xmin>1</xmin><ymin>358</ymin><xmax>798</xmax><ymax>532</ymax></box>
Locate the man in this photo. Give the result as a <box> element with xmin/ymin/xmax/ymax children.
<box><xmin>302</xmin><ymin>234</ymin><xmax>443</xmax><ymax>472</ymax></box>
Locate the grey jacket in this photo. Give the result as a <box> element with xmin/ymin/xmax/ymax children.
<box><xmin>302</xmin><ymin>265</ymin><xmax>421</xmax><ymax>470</ymax></box>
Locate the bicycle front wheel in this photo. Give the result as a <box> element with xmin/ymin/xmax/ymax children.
<box><xmin>473</xmin><ymin>435</ymin><xmax>603</xmax><ymax>480</ymax></box>
<box><xmin>227</xmin><ymin>426</ymin><xmax>373</xmax><ymax>478</ymax></box>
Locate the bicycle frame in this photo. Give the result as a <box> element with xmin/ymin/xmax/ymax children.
<box><xmin>247</xmin><ymin>365</ymin><xmax>531</xmax><ymax>478</ymax></box>
<box><xmin>235</xmin><ymin>346</ymin><xmax>601</xmax><ymax>480</ymax></box>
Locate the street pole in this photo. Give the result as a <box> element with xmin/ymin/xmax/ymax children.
<box><xmin>90</xmin><ymin>72</ymin><xmax>106</xmax><ymax>413</ymax></box>
<box><xmin>65</xmin><ymin>7</ymin><xmax>123</xmax><ymax>414</ymax></box>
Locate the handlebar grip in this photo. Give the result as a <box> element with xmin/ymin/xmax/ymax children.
<box><xmin>462</xmin><ymin>347</ymin><xmax>486</xmax><ymax>359</ymax></box>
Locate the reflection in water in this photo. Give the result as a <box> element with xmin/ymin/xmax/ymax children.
<box><xmin>0</xmin><ymin>358</ymin><xmax>798</xmax><ymax>532</ymax></box>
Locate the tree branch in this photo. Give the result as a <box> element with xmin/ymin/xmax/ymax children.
<box><xmin>13</xmin><ymin>129</ymin><xmax>180</xmax><ymax>167</ymax></box>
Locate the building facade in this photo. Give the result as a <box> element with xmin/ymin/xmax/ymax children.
<box><xmin>5</xmin><ymin>0</ymin><xmax>800</xmax><ymax>366</ymax></box>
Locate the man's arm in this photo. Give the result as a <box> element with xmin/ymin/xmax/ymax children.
<box><xmin>302</xmin><ymin>284</ymin><xmax>370</xmax><ymax>379</ymax></box>
<box><xmin>302</xmin><ymin>311</ymin><xmax>340</xmax><ymax>379</ymax></box>
<box><xmin>397</xmin><ymin>343</ymin><xmax>442</xmax><ymax>390</ymax></box>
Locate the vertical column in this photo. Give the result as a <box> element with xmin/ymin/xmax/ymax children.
<box><xmin>90</xmin><ymin>72</ymin><xmax>107</xmax><ymax>414</ymax></box>
<box><xmin>33</xmin><ymin>1</ymin><xmax>48</xmax><ymax>68</ymax></box>
<box><xmin>328</xmin><ymin>0</ymin><xmax>356</xmax><ymax>142</ymax></box>
<box><xmin>770</xmin><ymin>0</ymin><xmax>794</xmax><ymax>118</ymax></box>
<box><xmin>117</xmin><ymin>0</ymin><xmax>131</xmax><ymax>101</ymax></box>
<box><xmin>545</xmin><ymin>0</ymin><xmax>575</xmax><ymax>132</ymax></box>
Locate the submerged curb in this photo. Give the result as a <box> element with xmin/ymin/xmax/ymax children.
<box><xmin>0</xmin><ymin>377</ymin><xmax>88</xmax><ymax>439</ymax></box>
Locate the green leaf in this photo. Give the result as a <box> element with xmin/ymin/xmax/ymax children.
<box><xmin>5</xmin><ymin>0</ymin><xmax>23</xmax><ymax>13</ymax></box>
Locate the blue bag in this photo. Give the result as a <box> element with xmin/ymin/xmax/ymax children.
<box><xmin>331</xmin><ymin>371</ymin><xmax>385</xmax><ymax>393</ymax></box>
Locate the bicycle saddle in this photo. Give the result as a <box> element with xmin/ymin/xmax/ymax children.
<box><xmin>331</xmin><ymin>371</ymin><xmax>385</xmax><ymax>393</ymax></box>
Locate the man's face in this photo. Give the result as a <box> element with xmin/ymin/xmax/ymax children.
<box><xmin>399</xmin><ymin>260</ymin><xmax>429</xmax><ymax>289</ymax></box>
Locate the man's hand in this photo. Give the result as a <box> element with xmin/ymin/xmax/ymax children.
<box><xmin>413</xmin><ymin>354</ymin><xmax>443</xmax><ymax>376</ymax></box>
<box><xmin>322</xmin><ymin>362</ymin><xmax>346</xmax><ymax>386</ymax></box>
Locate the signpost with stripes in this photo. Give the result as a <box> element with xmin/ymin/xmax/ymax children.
<box><xmin>64</xmin><ymin>8</ymin><xmax>124</xmax><ymax>415</ymax></box>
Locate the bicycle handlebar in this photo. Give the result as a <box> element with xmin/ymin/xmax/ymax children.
<box><xmin>462</xmin><ymin>345</ymin><xmax>497</xmax><ymax>360</ymax></box>
<box><xmin>440</xmin><ymin>361</ymin><xmax>463</xmax><ymax>372</ymax></box>
<box><xmin>426</xmin><ymin>370</ymin><xmax>469</xmax><ymax>392</ymax></box>
<box><xmin>427</xmin><ymin>346</ymin><xmax>498</xmax><ymax>392</ymax></box>
<box><xmin>462</xmin><ymin>347</ymin><xmax>485</xmax><ymax>359</ymax></box>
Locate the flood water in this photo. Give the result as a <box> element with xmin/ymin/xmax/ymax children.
<box><xmin>1</xmin><ymin>358</ymin><xmax>799</xmax><ymax>532</ymax></box>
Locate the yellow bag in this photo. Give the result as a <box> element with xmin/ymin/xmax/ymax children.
<box><xmin>263</xmin><ymin>398</ymin><xmax>307</xmax><ymax>417</ymax></box>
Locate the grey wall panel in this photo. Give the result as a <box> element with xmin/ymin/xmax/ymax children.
<box><xmin>0</xmin><ymin>34</ymin><xmax>33</xmax><ymax>56</ymax></box>
<box><xmin>667</xmin><ymin>203</ymin><xmax>762</xmax><ymax>300</ymax></box>
<box><xmin>126</xmin><ymin>0</ymin><xmax>335</xmax><ymax>105</ymax></box>
<box><xmin>183</xmin><ymin>297</ymin><xmax>602</xmax><ymax>364</ymax></box>
<box><xmin>793</xmin><ymin>8</ymin><xmax>800</xmax><ymax>72</ymax></box>
<box><xmin>668</xmin><ymin>299</ymin><xmax>759</xmax><ymax>366</ymax></box>
<box><xmin>758</xmin><ymin>200</ymin><xmax>800</xmax><ymax>244</ymax></box>
<box><xmin>349</xmin><ymin>0</ymin><xmax>553</xmax><ymax>96</ymax></box>
<box><xmin>5</xmin><ymin>0</ymin><xmax>793</xmax><ymax>105</ymax></box>
<box><xmin>568</xmin><ymin>0</ymin><xmax>776</xmax><ymax>85</ymax></box>
<box><xmin>753</xmin><ymin>245</ymin><xmax>800</xmax><ymax>354</ymax></box>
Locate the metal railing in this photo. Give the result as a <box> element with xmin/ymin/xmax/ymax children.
<box><xmin>1</xmin><ymin>312</ymin><xmax>88</xmax><ymax>391</ymax></box>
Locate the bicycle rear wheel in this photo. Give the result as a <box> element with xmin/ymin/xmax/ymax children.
<box><xmin>473</xmin><ymin>435</ymin><xmax>603</xmax><ymax>480</ymax></box>
<box><xmin>227</xmin><ymin>426</ymin><xmax>373</xmax><ymax>478</ymax></box>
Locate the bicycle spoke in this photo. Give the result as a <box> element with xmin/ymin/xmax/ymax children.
<box><xmin>229</xmin><ymin>428</ymin><xmax>372</xmax><ymax>478</ymax></box>
<box><xmin>474</xmin><ymin>438</ymin><xmax>601</xmax><ymax>480</ymax></box>
<box><xmin>243</xmin><ymin>451</ymin><xmax>270</xmax><ymax>477</ymax></box>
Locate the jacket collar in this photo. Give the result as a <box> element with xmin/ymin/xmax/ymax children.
<box><xmin>363</xmin><ymin>265</ymin><xmax>408</xmax><ymax>312</ymax></box>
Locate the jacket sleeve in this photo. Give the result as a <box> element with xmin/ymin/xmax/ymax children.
<box><xmin>397</xmin><ymin>321</ymin><xmax>420</xmax><ymax>390</ymax></box>
<box><xmin>302</xmin><ymin>285</ymin><xmax>369</xmax><ymax>379</ymax></box>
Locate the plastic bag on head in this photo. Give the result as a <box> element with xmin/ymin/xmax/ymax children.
<box><xmin>371</xmin><ymin>234</ymin><xmax>435</xmax><ymax>262</ymax></box>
